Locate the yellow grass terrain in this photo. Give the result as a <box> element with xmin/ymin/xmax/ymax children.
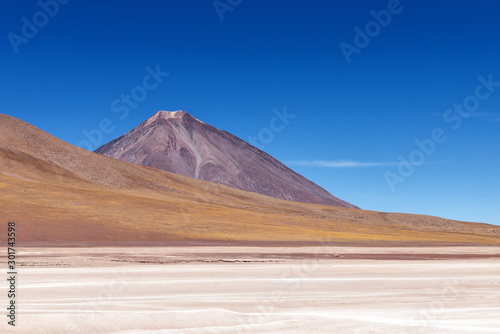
<box><xmin>1</xmin><ymin>114</ymin><xmax>499</xmax><ymax>246</ymax></box>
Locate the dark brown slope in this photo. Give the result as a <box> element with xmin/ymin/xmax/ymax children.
<box><xmin>1</xmin><ymin>113</ymin><xmax>500</xmax><ymax>246</ymax></box>
<box><xmin>95</xmin><ymin>110</ymin><xmax>357</xmax><ymax>208</ymax></box>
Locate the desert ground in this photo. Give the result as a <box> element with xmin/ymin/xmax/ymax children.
<box><xmin>2</xmin><ymin>246</ymin><xmax>499</xmax><ymax>334</ymax></box>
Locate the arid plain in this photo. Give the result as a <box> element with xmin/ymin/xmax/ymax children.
<box><xmin>1</xmin><ymin>247</ymin><xmax>499</xmax><ymax>333</ymax></box>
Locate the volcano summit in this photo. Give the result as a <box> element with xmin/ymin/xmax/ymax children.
<box><xmin>95</xmin><ymin>110</ymin><xmax>357</xmax><ymax>208</ymax></box>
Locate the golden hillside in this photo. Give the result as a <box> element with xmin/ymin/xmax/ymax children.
<box><xmin>1</xmin><ymin>114</ymin><xmax>499</xmax><ymax>246</ymax></box>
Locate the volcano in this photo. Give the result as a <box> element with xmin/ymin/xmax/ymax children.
<box><xmin>95</xmin><ymin>110</ymin><xmax>357</xmax><ymax>208</ymax></box>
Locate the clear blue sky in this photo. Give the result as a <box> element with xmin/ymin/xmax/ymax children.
<box><xmin>1</xmin><ymin>0</ymin><xmax>499</xmax><ymax>225</ymax></box>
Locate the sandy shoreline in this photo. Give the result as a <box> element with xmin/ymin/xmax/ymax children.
<box><xmin>8</xmin><ymin>246</ymin><xmax>500</xmax><ymax>267</ymax></box>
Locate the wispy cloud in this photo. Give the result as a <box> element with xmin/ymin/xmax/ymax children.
<box><xmin>493</xmin><ymin>118</ymin><xmax>500</xmax><ymax>122</ymax></box>
<box><xmin>469</xmin><ymin>112</ymin><xmax>498</xmax><ymax>117</ymax></box>
<box><xmin>430</xmin><ymin>111</ymin><xmax>498</xmax><ymax>117</ymax></box>
<box><xmin>286</xmin><ymin>160</ymin><xmax>398</xmax><ymax>168</ymax></box>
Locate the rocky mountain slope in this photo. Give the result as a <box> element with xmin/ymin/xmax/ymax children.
<box><xmin>95</xmin><ymin>110</ymin><xmax>357</xmax><ymax>208</ymax></box>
